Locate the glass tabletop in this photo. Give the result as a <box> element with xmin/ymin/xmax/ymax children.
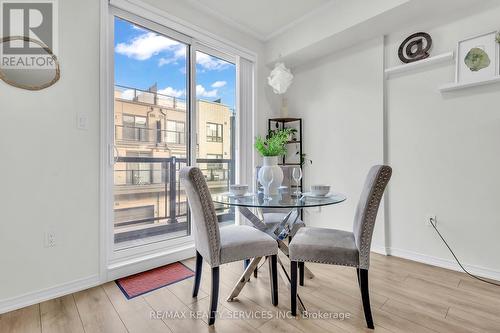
<box><xmin>212</xmin><ymin>192</ymin><xmax>346</xmax><ymax>208</ymax></box>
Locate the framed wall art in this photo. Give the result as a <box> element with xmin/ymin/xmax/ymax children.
<box><xmin>455</xmin><ymin>31</ymin><xmax>499</xmax><ymax>84</ymax></box>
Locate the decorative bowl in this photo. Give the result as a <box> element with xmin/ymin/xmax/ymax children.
<box><xmin>311</xmin><ymin>185</ymin><xmax>330</xmax><ymax>197</ymax></box>
<box><xmin>230</xmin><ymin>184</ymin><xmax>248</xmax><ymax>196</ymax></box>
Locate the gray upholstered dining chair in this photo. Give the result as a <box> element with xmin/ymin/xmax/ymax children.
<box><xmin>180</xmin><ymin>166</ymin><xmax>279</xmax><ymax>325</ymax></box>
<box><xmin>289</xmin><ymin>165</ymin><xmax>392</xmax><ymax>329</ymax></box>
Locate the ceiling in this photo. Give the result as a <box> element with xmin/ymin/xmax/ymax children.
<box><xmin>187</xmin><ymin>0</ymin><xmax>334</xmax><ymax>41</ymax></box>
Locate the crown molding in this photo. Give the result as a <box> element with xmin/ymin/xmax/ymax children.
<box><xmin>185</xmin><ymin>0</ymin><xmax>266</xmax><ymax>41</ymax></box>
<box><xmin>263</xmin><ymin>1</ymin><xmax>336</xmax><ymax>41</ymax></box>
<box><xmin>186</xmin><ymin>0</ymin><xmax>335</xmax><ymax>43</ymax></box>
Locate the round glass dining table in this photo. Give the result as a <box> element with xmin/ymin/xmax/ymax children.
<box><xmin>213</xmin><ymin>192</ymin><xmax>347</xmax><ymax>209</ymax></box>
<box><xmin>212</xmin><ymin>191</ymin><xmax>347</xmax><ymax>240</ymax></box>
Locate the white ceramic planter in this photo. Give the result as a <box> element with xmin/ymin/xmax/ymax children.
<box><xmin>258</xmin><ymin>156</ymin><xmax>284</xmax><ymax>196</ymax></box>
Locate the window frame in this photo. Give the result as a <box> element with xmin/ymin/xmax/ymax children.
<box><xmin>206</xmin><ymin>122</ymin><xmax>223</xmax><ymax>143</ymax></box>
<box><xmin>122</xmin><ymin>114</ymin><xmax>148</xmax><ymax>142</ymax></box>
<box><xmin>165</xmin><ymin>120</ymin><xmax>186</xmax><ymax>144</ymax></box>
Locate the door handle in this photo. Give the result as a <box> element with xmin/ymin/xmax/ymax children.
<box><xmin>109</xmin><ymin>144</ymin><xmax>119</xmax><ymax>165</ymax></box>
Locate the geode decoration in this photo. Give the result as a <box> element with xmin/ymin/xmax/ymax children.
<box><xmin>464</xmin><ymin>47</ymin><xmax>491</xmax><ymax>72</ymax></box>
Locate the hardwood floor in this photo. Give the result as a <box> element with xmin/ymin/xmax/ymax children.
<box><xmin>1</xmin><ymin>253</ymin><xmax>499</xmax><ymax>333</ymax></box>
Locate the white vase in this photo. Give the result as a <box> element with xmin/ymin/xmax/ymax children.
<box><xmin>258</xmin><ymin>156</ymin><xmax>284</xmax><ymax>196</ymax></box>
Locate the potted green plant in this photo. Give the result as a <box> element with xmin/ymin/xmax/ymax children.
<box><xmin>255</xmin><ymin>128</ymin><xmax>293</xmax><ymax>196</ymax></box>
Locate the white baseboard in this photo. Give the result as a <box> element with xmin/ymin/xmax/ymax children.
<box><xmin>107</xmin><ymin>244</ymin><xmax>196</xmax><ymax>281</ymax></box>
<box><xmin>380</xmin><ymin>247</ymin><xmax>500</xmax><ymax>282</ymax></box>
<box><xmin>0</xmin><ymin>274</ymin><xmax>100</xmax><ymax>315</ymax></box>
<box><xmin>0</xmin><ymin>245</ymin><xmax>196</xmax><ymax>315</ymax></box>
<box><xmin>371</xmin><ymin>245</ymin><xmax>390</xmax><ymax>256</ymax></box>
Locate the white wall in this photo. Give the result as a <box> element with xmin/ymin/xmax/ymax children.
<box><xmin>0</xmin><ymin>0</ymin><xmax>268</xmax><ymax>311</ymax></box>
<box><xmin>0</xmin><ymin>0</ymin><xmax>101</xmax><ymax>302</ymax></box>
<box><xmin>385</xmin><ymin>6</ymin><xmax>500</xmax><ymax>276</ymax></box>
<box><xmin>285</xmin><ymin>38</ymin><xmax>386</xmax><ymax>249</ymax></box>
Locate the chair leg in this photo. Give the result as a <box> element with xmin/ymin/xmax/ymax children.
<box><xmin>254</xmin><ymin>267</ymin><xmax>258</xmax><ymax>278</ymax></box>
<box><xmin>244</xmin><ymin>259</ymin><xmax>251</xmax><ymax>281</ymax></box>
<box><xmin>291</xmin><ymin>233</ymin><xmax>305</xmax><ymax>286</ymax></box>
<box><xmin>356</xmin><ymin>268</ymin><xmax>361</xmax><ymax>287</ymax></box>
<box><xmin>290</xmin><ymin>261</ymin><xmax>298</xmax><ymax>316</ymax></box>
<box><xmin>298</xmin><ymin>262</ymin><xmax>304</xmax><ymax>286</ymax></box>
<box><xmin>359</xmin><ymin>269</ymin><xmax>374</xmax><ymax>329</ymax></box>
<box><xmin>192</xmin><ymin>251</ymin><xmax>203</xmax><ymax>298</ymax></box>
<box><xmin>268</xmin><ymin>255</ymin><xmax>278</xmax><ymax>306</ymax></box>
<box><xmin>208</xmin><ymin>267</ymin><xmax>219</xmax><ymax>326</ymax></box>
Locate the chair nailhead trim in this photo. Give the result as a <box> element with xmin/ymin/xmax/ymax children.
<box><xmin>358</xmin><ymin>166</ymin><xmax>392</xmax><ymax>269</ymax></box>
<box><xmin>188</xmin><ymin>167</ymin><xmax>221</xmax><ymax>266</ymax></box>
<box><xmin>291</xmin><ymin>257</ymin><xmax>359</xmax><ymax>268</ymax></box>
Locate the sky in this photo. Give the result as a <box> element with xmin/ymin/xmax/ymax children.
<box><xmin>114</xmin><ymin>17</ymin><xmax>236</xmax><ymax>110</ymax></box>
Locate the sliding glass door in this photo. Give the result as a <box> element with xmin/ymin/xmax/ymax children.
<box><xmin>113</xmin><ymin>15</ymin><xmax>191</xmax><ymax>251</ymax></box>
<box><xmin>195</xmin><ymin>49</ymin><xmax>237</xmax><ymax>226</ymax></box>
<box><xmin>110</xmin><ymin>12</ymin><xmax>238</xmax><ymax>259</ymax></box>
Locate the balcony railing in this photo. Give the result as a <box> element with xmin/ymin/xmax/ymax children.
<box><xmin>206</xmin><ymin>135</ymin><xmax>223</xmax><ymax>143</ymax></box>
<box><xmin>115</xmin><ymin>85</ymin><xmax>187</xmax><ymax>110</ymax></box>
<box><xmin>113</xmin><ymin>156</ymin><xmax>235</xmax><ymax>243</ymax></box>
<box><xmin>115</xmin><ymin>124</ymin><xmax>186</xmax><ymax>145</ymax></box>
<box><xmin>114</xmin><ymin>84</ymin><xmax>235</xmax><ymax>111</ymax></box>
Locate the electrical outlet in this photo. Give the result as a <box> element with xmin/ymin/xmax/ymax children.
<box><xmin>45</xmin><ymin>231</ymin><xmax>56</xmax><ymax>248</ymax></box>
<box><xmin>426</xmin><ymin>215</ymin><xmax>437</xmax><ymax>227</ymax></box>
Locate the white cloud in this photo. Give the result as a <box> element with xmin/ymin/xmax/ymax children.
<box><xmin>120</xmin><ymin>89</ymin><xmax>135</xmax><ymax>100</ymax></box>
<box><xmin>157</xmin><ymin>86</ymin><xmax>185</xmax><ymax>98</ymax></box>
<box><xmin>158</xmin><ymin>58</ymin><xmax>171</xmax><ymax>67</ymax></box>
<box><xmin>196</xmin><ymin>84</ymin><xmax>218</xmax><ymax>98</ymax></box>
<box><xmin>211</xmin><ymin>80</ymin><xmax>227</xmax><ymax>88</ymax></box>
<box><xmin>116</xmin><ymin>32</ymin><xmax>230</xmax><ymax>73</ymax></box>
<box><xmin>174</xmin><ymin>46</ymin><xmax>186</xmax><ymax>58</ymax></box>
<box><xmin>115</xmin><ymin>32</ymin><xmax>179</xmax><ymax>60</ymax></box>
<box><xmin>131</xmin><ymin>24</ymin><xmax>147</xmax><ymax>32</ymax></box>
<box><xmin>158</xmin><ymin>45</ymin><xmax>186</xmax><ymax>66</ymax></box>
<box><xmin>196</xmin><ymin>52</ymin><xmax>229</xmax><ymax>71</ymax></box>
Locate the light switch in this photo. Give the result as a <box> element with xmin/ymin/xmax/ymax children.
<box><xmin>77</xmin><ymin>112</ymin><xmax>89</xmax><ymax>130</ymax></box>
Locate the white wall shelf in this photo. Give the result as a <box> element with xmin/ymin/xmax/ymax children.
<box><xmin>439</xmin><ymin>76</ymin><xmax>500</xmax><ymax>92</ymax></box>
<box><xmin>385</xmin><ymin>52</ymin><xmax>455</xmax><ymax>78</ymax></box>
